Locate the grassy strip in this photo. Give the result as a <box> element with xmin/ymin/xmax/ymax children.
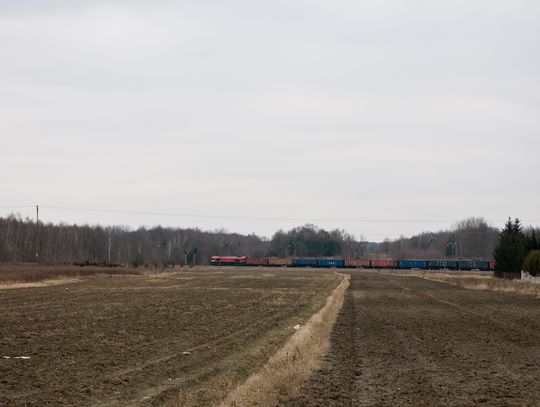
<box><xmin>216</xmin><ymin>273</ymin><xmax>350</xmax><ymax>407</ymax></box>
<box><xmin>0</xmin><ymin>263</ymin><xmax>142</xmax><ymax>284</ymax></box>
<box><xmin>405</xmin><ymin>271</ymin><xmax>540</xmax><ymax>299</ymax></box>
<box><xmin>0</xmin><ymin>278</ymin><xmax>81</xmax><ymax>290</ymax></box>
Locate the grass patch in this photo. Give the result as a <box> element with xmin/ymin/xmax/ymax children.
<box><xmin>401</xmin><ymin>270</ymin><xmax>540</xmax><ymax>299</ymax></box>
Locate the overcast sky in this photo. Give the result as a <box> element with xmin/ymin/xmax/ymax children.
<box><xmin>1</xmin><ymin>0</ymin><xmax>539</xmax><ymax>241</ymax></box>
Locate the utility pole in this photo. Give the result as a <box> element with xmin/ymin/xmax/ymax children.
<box><xmin>108</xmin><ymin>230</ymin><xmax>112</xmax><ymax>264</ymax></box>
<box><xmin>35</xmin><ymin>205</ymin><xmax>40</xmax><ymax>261</ymax></box>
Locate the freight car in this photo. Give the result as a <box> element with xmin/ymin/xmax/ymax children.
<box><xmin>318</xmin><ymin>259</ymin><xmax>345</xmax><ymax>268</ymax></box>
<box><xmin>291</xmin><ymin>258</ymin><xmax>345</xmax><ymax>268</ymax></box>
<box><xmin>457</xmin><ymin>260</ymin><xmax>490</xmax><ymax>271</ymax></box>
<box><xmin>398</xmin><ymin>260</ymin><xmax>428</xmax><ymax>269</ymax></box>
<box><xmin>371</xmin><ymin>260</ymin><xmax>399</xmax><ymax>269</ymax></box>
<box><xmin>267</xmin><ymin>257</ymin><xmax>293</xmax><ymax>267</ymax></box>
<box><xmin>245</xmin><ymin>257</ymin><xmax>269</xmax><ymax>266</ymax></box>
<box><xmin>427</xmin><ymin>260</ymin><xmax>459</xmax><ymax>270</ymax></box>
<box><xmin>344</xmin><ymin>259</ymin><xmax>371</xmax><ymax>268</ymax></box>
<box><xmin>292</xmin><ymin>258</ymin><xmax>319</xmax><ymax>267</ymax></box>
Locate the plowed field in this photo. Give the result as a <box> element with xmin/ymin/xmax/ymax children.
<box><xmin>286</xmin><ymin>272</ymin><xmax>540</xmax><ymax>407</ymax></box>
<box><xmin>0</xmin><ymin>268</ymin><xmax>341</xmax><ymax>406</ymax></box>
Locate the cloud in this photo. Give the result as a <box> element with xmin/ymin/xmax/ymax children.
<box><xmin>1</xmin><ymin>0</ymin><xmax>539</xmax><ymax>239</ymax></box>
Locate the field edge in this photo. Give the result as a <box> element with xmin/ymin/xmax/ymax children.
<box><xmin>396</xmin><ymin>270</ymin><xmax>540</xmax><ymax>298</ymax></box>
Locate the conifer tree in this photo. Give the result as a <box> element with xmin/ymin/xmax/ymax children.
<box><xmin>527</xmin><ymin>229</ymin><xmax>539</xmax><ymax>251</ymax></box>
<box><xmin>493</xmin><ymin>218</ymin><xmax>527</xmax><ymax>274</ymax></box>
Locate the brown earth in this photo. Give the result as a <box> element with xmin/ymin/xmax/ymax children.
<box><xmin>285</xmin><ymin>271</ymin><xmax>540</xmax><ymax>407</ymax></box>
<box><xmin>0</xmin><ymin>268</ymin><xmax>340</xmax><ymax>406</ymax></box>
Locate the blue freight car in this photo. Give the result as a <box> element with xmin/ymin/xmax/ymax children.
<box><xmin>457</xmin><ymin>260</ymin><xmax>490</xmax><ymax>271</ymax></box>
<box><xmin>399</xmin><ymin>260</ymin><xmax>428</xmax><ymax>269</ymax></box>
<box><xmin>427</xmin><ymin>260</ymin><xmax>459</xmax><ymax>270</ymax></box>
<box><xmin>318</xmin><ymin>259</ymin><xmax>345</xmax><ymax>268</ymax></box>
<box><xmin>292</xmin><ymin>258</ymin><xmax>319</xmax><ymax>267</ymax></box>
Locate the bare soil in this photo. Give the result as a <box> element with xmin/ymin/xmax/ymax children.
<box><xmin>0</xmin><ymin>267</ymin><xmax>340</xmax><ymax>406</ymax></box>
<box><xmin>285</xmin><ymin>271</ymin><xmax>540</xmax><ymax>406</ymax></box>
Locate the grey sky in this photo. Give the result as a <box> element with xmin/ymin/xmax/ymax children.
<box><xmin>1</xmin><ymin>0</ymin><xmax>539</xmax><ymax>241</ymax></box>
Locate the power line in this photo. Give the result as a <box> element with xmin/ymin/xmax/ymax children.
<box><xmin>32</xmin><ymin>206</ymin><xmax>540</xmax><ymax>224</ymax></box>
<box><xmin>1</xmin><ymin>204</ymin><xmax>539</xmax><ymax>225</ymax></box>
<box><xmin>40</xmin><ymin>205</ymin><xmax>456</xmax><ymax>223</ymax></box>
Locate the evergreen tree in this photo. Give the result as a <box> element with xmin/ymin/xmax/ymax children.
<box><xmin>523</xmin><ymin>250</ymin><xmax>540</xmax><ymax>276</ymax></box>
<box><xmin>527</xmin><ymin>229</ymin><xmax>539</xmax><ymax>251</ymax></box>
<box><xmin>493</xmin><ymin>218</ymin><xmax>527</xmax><ymax>274</ymax></box>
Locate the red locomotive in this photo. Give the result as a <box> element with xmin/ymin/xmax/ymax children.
<box><xmin>210</xmin><ymin>256</ymin><xmax>247</xmax><ymax>266</ymax></box>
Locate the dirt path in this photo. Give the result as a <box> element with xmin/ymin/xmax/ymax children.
<box><xmin>285</xmin><ymin>272</ymin><xmax>540</xmax><ymax>406</ymax></box>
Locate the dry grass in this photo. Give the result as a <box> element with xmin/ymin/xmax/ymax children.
<box><xmin>400</xmin><ymin>271</ymin><xmax>540</xmax><ymax>299</ymax></box>
<box><xmin>0</xmin><ymin>262</ymin><xmax>142</xmax><ymax>284</ymax></box>
<box><xmin>216</xmin><ymin>273</ymin><xmax>350</xmax><ymax>407</ymax></box>
<box><xmin>0</xmin><ymin>278</ymin><xmax>81</xmax><ymax>290</ymax></box>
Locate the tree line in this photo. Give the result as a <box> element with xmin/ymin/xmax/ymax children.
<box><xmin>267</xmin><ymin>224</ymin><xmax>353</xmax><ymax>258</ymax></box>
<box><xmin>374</xmin><ymin>217</ymin><xmax>500</xmax><ymax>260</ymax></box>
<box><xmin>0</xmin><ymin>215</ymin><xmax>268</xmax><ymax>267</ymax></box>
<box><xmin>1</xmin><ymin>214</ymin><xmax>538</xmax><ymax>270</ymax></box>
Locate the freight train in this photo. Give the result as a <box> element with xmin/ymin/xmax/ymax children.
<box><xmin>210</xmin><ymin>256</ymin><xmax>495</xmax><ymax>271</ymax></box>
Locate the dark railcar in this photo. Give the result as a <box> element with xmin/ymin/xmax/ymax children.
<box><xmin>399</xmin><ymin>260</ymin><xmax>428</xmax><ymax>269</ymax></box>
<box><xmin>345</xmin><ymin>259</ymin><xmax>371</xmax><ymax>268</ymax></box>
<box><xmin>318</xmin><ymin>259</ymin><xmax>345</xmax><ymax>268</ymax></box>
<box><xmin>371</xmin><ymin>260</ymin><xmax>398</xmax><ymax>269</ymax></box>
<box><xmin>292</xmin><ymin>258</ymin><xmax>319</xmax><ymax>267</ymax></box>
<box><xmin>457</xmin><ymin>260</ymin><xmax>490</xmax><ymax>271</ymax></box>
<box><xmin>427</xmin><ymin>260</ymin><xmax>459</xmax><ymax>270</ymax></box>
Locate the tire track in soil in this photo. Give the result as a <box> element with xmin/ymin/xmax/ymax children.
<box><xmin>384</xmin><ymin>276</ymin><xmax>540</xmax><ymax>341</ymax></box>
<box><xmin>285</xmin><ymin>272</ymin><xmax>540</xmax><ymax>407</ymax></box>
<box><xmin>5</xmin><ymin>292</ymin><xmax>308</xmax><ymax>407</ymax></box>
<box><xmin>102</xmin><ymin>290</ymin><xmax>313</xmax><ymax>406</ymax></box>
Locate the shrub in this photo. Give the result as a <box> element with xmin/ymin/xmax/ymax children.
<box><xmin>523</xmin><ymin>250</ymin><xmax>540</xmax><ymax>276</ymax></box>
